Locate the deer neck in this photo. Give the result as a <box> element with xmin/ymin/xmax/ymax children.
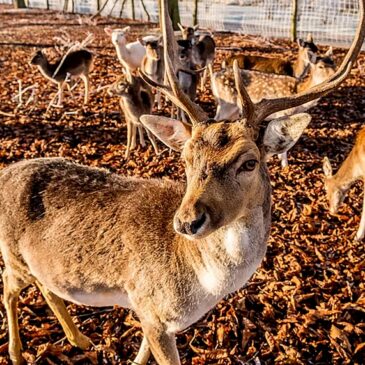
<box><xmin>115</xmin><ymin>42</ymin><xmax>133</xmax><ymax>66</ymax></box>
<box><xmin>179</xmin><ymin>177</ymin><xmax>271</xmax><ymax>298</ymax></box>
<box><xmin>142</xmin><ymin>57</ymin><xmax>162</xmax><ymax>81</ymax></box>
<box><xmin>292</xmin><ymin>54</ymin><xmax>309</xmax><ymax>79</ymax></box>
<box><xmin>37</xmin><ymin>58</ymin><xmax>57</xmax><ymax>83</ymax></box>
<box><xmin>333</xmin><ymin>149</ymin><xmax>361</xmax><ymax>191</ymax></box>
<box><xmin>296</xmin><ymin>69</ymin><xmax>325</xmax><ymax>93</ymax></box>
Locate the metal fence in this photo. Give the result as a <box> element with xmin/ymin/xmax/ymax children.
<box><xmin>0</xmin><ymin>0</ymin><xmax>362</xmax><ymax>48</ymax></box>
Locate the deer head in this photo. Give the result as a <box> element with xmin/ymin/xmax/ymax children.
<box><xmin>140</xmin><ymin>0</ymin><xmax>365</xmax><ymax>239</ymax></box>
<box><xmin>104</xmin><ymin>26</ymin><xmax>131</xmax><ymax>46</ymax></box>
<box><xmin>322</xmin><ymin>157</ymin><xmax>346</xmax><ymax>214</ymax></box>
<box><xmin>140</xmin><ymin>36</ymin><xmax>163</xmax><ymax>61</ymax></box>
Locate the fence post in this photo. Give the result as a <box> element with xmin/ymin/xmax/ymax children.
<box><xmin>193</xmin><ymin>0</ymin><xmax>198</xmax><ymax>26</ymax></box>
<box><xmin>291</xmin><ymin>0</ymin><xmax>298</xmax><ymax>41</ymax></box>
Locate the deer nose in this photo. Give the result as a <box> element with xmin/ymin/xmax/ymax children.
<box><xmin>174</xmin><ymin>211</ymin><xmax>207</xmax><ymax>236</ymax></box>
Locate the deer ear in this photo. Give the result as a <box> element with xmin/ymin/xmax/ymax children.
<box><xmin>325</xmin><ymin>46</ymin><xmax>333</xmax><ymax>58</ymax></box>
<box><xmin>104</xmin><ymin>27</ymin><xmax>113</xmax><ymax>35</ymax></box>
<box><xmin>323</xmin><ymin>157</ymin><xmax>333</xmax><ymax>177</ymax></box>
<box><xmin>306</xmin><ymin>33</ymin><xmax>313</xmax><ymax>43</ymax></box>
<box><xmin>140</xmin><ymin>115</ymin><xmax>192</xmax><ymax>151</ymax></box>
<box><xmin>263</xmin><ymin>113</ymin><xmax>311</xmax><ymax>156</ymax></box>
<box><xmin>138</xmin><ymin>38</ymin><xmax>147</xmax><ymax>46</ymax></box>
<box><xmin>193</xmin><ymin>24</ymin><xmax>199</xmax><ymax>31</ymax></box>
<box><xmin>297</xmin><ymin>38</ymin><xmax>305</xmax><ymax>47</ymax></box>
<box><xmin>177</xmin><ymin>23</ymin><xmax>184</xmax><ymax>32</ymax></box>
<box><xmin>122</xmin><ymin>26</ymin><xmax>131</xmax><ymax>33</ymax></box>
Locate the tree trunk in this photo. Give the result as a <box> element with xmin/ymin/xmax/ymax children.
<box><xmin>167</xmin><ymin>0</ymin><xmax>180</xmax><ymax>30</ymax></box>
<box><xmin>13</xmin><ymin>0</ymin><xmax>27</xmax><ymax>8</ymax></box>
<box><xmin>193</xmin><ymin>0</ymin><xmax>198</xmax><ymax>26</ymax></box>
<box><xmin>290</xmin><ymin>0</ymin><xmax>298</xmax><ymax>41</ymax></box>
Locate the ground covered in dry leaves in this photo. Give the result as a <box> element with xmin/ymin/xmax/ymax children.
<box><xmin>0</xmin><ymin>5</ymin><xmax>364</xmax><ymax>365</ymax></box>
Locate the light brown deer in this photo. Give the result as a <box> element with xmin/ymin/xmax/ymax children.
<box><xmin>2</xmin><ymin>1</ymin><xmax>364</xmax><ymax>365</ymax></box>
<box><xmin>224</xmin><ymin>34</ymin><xmax>318</xmax><ymax>78</ymax></box>
<box><xmin>323</xmin><ymin>127</ymin><xmax>365</xmax><ymax>241</ymax></box>
<box><xmin>211</xmin><ymin>48</ymin><xmax>336</xmax><ymax>167</ymax></box>
<box><xmin>140</xmin><ymin>36</ymin><xmax>165</xmax><ymax>109</ymax></box>
<box><xmin>107</xmin><ymin>73</ymin><xmax>158</xmax><ymax>158</ymax></box>
<box><xmin>29</xmin><ymin>49</ymin><xmax>93</xmax><ymax>106</ymax></box>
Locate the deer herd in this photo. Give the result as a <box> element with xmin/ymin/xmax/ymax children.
<box><xmin>1</xmin><ymin>0</ymin><xmax>365</xmax><ymax>364</ymax></box>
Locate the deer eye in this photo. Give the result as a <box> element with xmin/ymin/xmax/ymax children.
<box><xmin>237</xmin><ymin>159</ymin><xmax>258</xmax><ymax>174</ymax></box>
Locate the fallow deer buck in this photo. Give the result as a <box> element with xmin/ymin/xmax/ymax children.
<box><xmin>107</xmin><ymin>73</ymin><xmax>158</xmax><ymax>158</ymax></box>
<box><xmin>224</xmin><ymin>34</ymin><xmax>318</xmax><ymax>78</ymax></box>
<box><xmin>2</xmin><ymin>1</ymin><xmax>364</xmax><ymax>365</ymax></box>
<box><xmin>140</xmin><ymin>36</ymin><xmax>165</xmax><ymax>109</ymax></box>
<box><xmin>178</xmin><ymin>23</ymin><xmax>215</xmax><ymax>90</ymax></box>
<box><xmin>29</xmin><ymin>49</ymin><xmax>93</xmax><ymax>106</ymax></box>
<box><xmin>104</xmin><ymin>26</ymin><xmax>146</xmax><ymax>75</ymax></box>
<box><xmin>211</xmin><ymin>47</ymin><xmax>336</xmax><ymax>167</ymax></box>
<box><xmin>323</xmin><ymin>127</ymin><xmax>365</xmax><ymax>241</ymax></box>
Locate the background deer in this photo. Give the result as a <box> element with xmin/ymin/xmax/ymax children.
<box><xmin>224</xmin><ymin>34</ymin><xmax>318</xmax><ymax>79</ymax></box>
<box><xmin>140</xmin><ymin>36</ymin><xmax>165</xmax><ymax>109</ymax></box>
<box><xmin>108</xmin><ymin>73</ymin><xmax>158</xmax><ymax>158</ymax></box>
<box><xmin>179</xmin><ymin>23</ymin><xmax>215</xmax><ymax>90</ymax></box>
<box><xmin>211</xmin><ymin>47</ymin><xmax>336</xmax><ymax>167</ymax></box>
<box><xmin>29</xmin><ymin>49</ymin><xmax>93</xmax><ymax>106</ymax></box>
<box><xmin>104</xmin><ymin>26</ymin><xmax>146</xmax><ymax>75</ymax></box>
<box><xmin>323</xmin><ymin>126</ymin><xmax>365</xmax><ymax>241</ymax></box>
<box><xmin>2</xmin><ymin>1</ymin><xmax>364</xmax><ymax>365</ymax></box>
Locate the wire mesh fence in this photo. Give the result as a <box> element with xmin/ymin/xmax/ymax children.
<box><xmin>1</xmin><ymin>0</ymin><xmax>363</xmax><ymax>48</ymax></box>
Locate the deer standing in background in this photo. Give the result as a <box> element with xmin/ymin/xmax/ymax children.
<box><xmin>211</xmin><ymin>48</ymin><xmax>336</xmax><ymax>167</ymax></box>
<box><xmin>2</xmin><ymin>0</ymin><xmax>364</xmax><ymax>364</ymax></box>
<box><xmin>224</xmin><ymin>34</ymin><xmax>318</xmax><ymax>78</ymax></box>
<box><xmin>178</xmin><ymin>23</ymin><xmax>215</xmax><ymax>90</ymax></box>
<box><xmin>29</xmin><ymin>49</ymin><xmax>93</xmax><ymax>106</ymax></box>
<box><xmin>140</xmin><ymin>36</ymin><xmax>165</xmax><ymax>109</ymax></box>
<box><xmin>104</xmin><ymin>26</ymin><xmax>146</xmax><ymax>75</ymax></box>
<box><xmin>108</xmin><ymin>74</ymin><xmax>158</xmax><ymax>158</ymax></box>
<box><xmin>323</xmin><ymin>127</ymin><xmax>365</xmax><ymax>241</ymax></box>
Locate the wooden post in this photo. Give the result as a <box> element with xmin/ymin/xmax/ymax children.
<box><xmin>193</xmin><ymin>0</ymin><xmax>198</xmax><ymax>26</ymax></box>
<box><xmin>13</xmin><ymin>0</ymin><xmax>26</xmax><ymax>8</ymax></box>
<box><xmin>168</xmin><ymin>0</ymin><xmax>181</xmax><ymax>30</ymax></box>
<box><xmin>131</xmin><ymin>0</ymin><xmax>135</xmax><ymax>20</ymax></box>
<box><xmin>290</xmin><ymin>0</ymin><xmax>298</xmax><ymax>41</ymax></box>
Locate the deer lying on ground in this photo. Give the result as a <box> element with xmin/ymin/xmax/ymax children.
<box><xmin>323</xmin><ymin>127</ymin><xmax>365</xmax><ymax>241</ymax></box>
<box><xmin>140</xmin><ymin>36</ymin><xmax>165</xmax><ymax>109</ymax></box>
<box><xmin>104</xmin><ymin>26</ymin><xmax>146</xmax><ymax>75</ymax></box>
<box><xmin>108</xmin><ymin>73</ymin><xmax>158</xmax><ymax>158</ymax></box>
<box><xmin>224</xmin><ymin>34</ymin><xmax>318</xmax><ymax>78</ymax></box>
<box><xmin>2</xmin><ymin>0</ymin><xmax>364</xmax><ymax>364</ymax></box>
<box><xmin>178</xmin><ymin>23</ymin><xmax>215</xmax><ymax>90</ymax></box>
<box><xmin>211</xmin><ymin>47</ymin><xmax>336</xmax><ymax>167</ymax></box>
<box><xmin>29</xmin><ymin>49</ymin><xmax>93</xmax><ymax>106</ymax></box>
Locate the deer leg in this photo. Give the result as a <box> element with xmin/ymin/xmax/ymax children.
<box><xmin>138</xmin><ymin>125</ymin><xmax>146</xmax><ymax>147</ymax></box>
<box><xmin>278</xmin><ymin>152</ymin><xmax>289</xmax><ymax>168</ymax></box>
<box><xmin>81</xmin><ymin>74</ymin><xmax>90</xmax><ymax>105</ymax></box>
<box><xmin>36</xmin><ymin>281</ymin><xmax>90</xmax><ymax>349</ymax></box>
<box><xmin>57</xmin><ymin>82</ymin><xmax>64</xmax><ymax>107</ymax></box>
<box><xmin>156</xmin><ymin>91</ymin><xmax>162</xmax><ymax>110</ymax></box>
<box><xmin>200</xmin><ymin>67</ymin><xmax>208</xmax><ymax>91</ymax></box>
<box><xmin>131</xmin><ymin>123</ymin><xmax>137</xmax><ymax>150</ymax></box>
<box><xmin>2</xmin><ymin>269</ymin><xmax>27</xmax><ymax>365</ymax></box>
<box><xmin>141</xmin><ymin>323</ymin><xmax>180</xmax><ymax>365</ymax></box>
<box><xmin>132</xmin><ymin>336</ymin><xmax>151</xmax><ymax>365</ymax></box>
<box><xmin>125</xmin><ymin>120</ymin><xmax>132</xmax><ymax>159</ymax></box>
<box><xmin>146</xmin><ymin>130</ymin><xmax>159</xmax><ymax>154</ymax></box>
<box><xmin>356</xmin><ymin>184</ymin><xmax>365</xmax><ymax>241</ymax></box>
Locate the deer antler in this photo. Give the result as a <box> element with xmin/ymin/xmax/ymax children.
<box><xmin>140</xmin><ymin>0</ymin><xmax>208</xmax><ymax>125</ymax></box>
<box><xmin>245</xmin><ymin>0</ymin><xmax>365</xmax><ymax>126</ymax></box>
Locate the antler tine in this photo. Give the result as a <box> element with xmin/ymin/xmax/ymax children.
<box><xmin>253</xmin><ymin>0</ymin><xmax>365</xmax><ymax>125</ymax></box>
<box><xmin>232</xmin><ymin>60</ymin><xmax>255</xmax><ymax>123</ymax></box>
<box><xmin>157</xmin><ymin>0</ymin><xmax>208</xmax><ymax>125</ymax></box>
